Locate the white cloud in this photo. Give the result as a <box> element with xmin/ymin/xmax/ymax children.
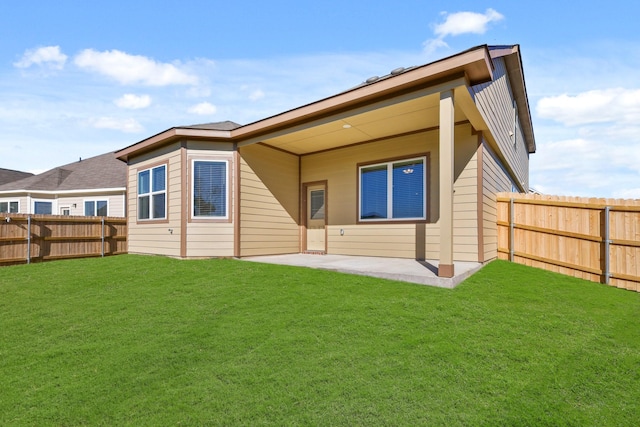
<box><xmin>434</xmin><ymin>8</ymin><xmax>504</xmax><ymax>37</ymax></box>
<box><xmin>424</xmin><ymin>9</ymin><xmax>504</xmax><ymax>55</ymax></box>
<box><xmin>114</xmin><ymin>94</ymin><xmax>152</xmax><ymax>109</ymax></box>
<box><xmin>188</xmin><ymin>102</ymin><xmax>217</xmax><ymax>115</ymax></box>
<box><xmin>422</xmin><ymin>38</ymin><xmax>449</xmax><ymax>55</ymax></box>
<box><xmin>14</xmin><ymin>46</ymin><xmax>68</xmax><ymax>70</ymax></box>
<box><xmin>537</xmin><ymin>88</ymin><xmax>640</xmax><ymax>126</ymax></box>
<box><xmin>74</xmin><ymin>49</ymin><xmax>198</xmax><ymax>86</ymax></box>
<box><xmin>88</xmin><ymin>117</ymin><xmax>144</xmax><ymax>133</ymax></box>
<box><xmin>249</xmin><ymin>89</ymin><xmax>265</xmax><ymax>101</ymax></box>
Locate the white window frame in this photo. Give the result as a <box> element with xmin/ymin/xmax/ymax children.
<box><xmin>84</xmin><ymin>199</ymin><xmax>109</xmax><ymax>217</ymax></box>
<box><xmin>0</xmin><ymin>200</ymin><xmax>19</xmax><ymax>214</ymax></box>
<box><xmin>137</xmin><ymin>164</ymin><xmax>167</xmax><ymax>221</ymax></box>
<box><xmin>191</xmin><ymin>159</ymin><xmax>229</xmax><ymax>220</ymax></box>
<box><xmin>358</xmin><ymin>156</ymin><xmax>427</xmax><ymax>222</ymax></box>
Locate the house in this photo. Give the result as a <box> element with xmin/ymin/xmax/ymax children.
<box><xmin>115</xmin><ymin>44</ymin><xmax>535</xmax><ymax>277</ymax></box>
<box><xmin>0</xmin><ymin>152</ymin><xmax>127</xmax><ymax>216</ymax></box>
<box><xmin>0</xmin><ymin>168</ymin><xmax>34</xmax><ymax>186</ymax></box>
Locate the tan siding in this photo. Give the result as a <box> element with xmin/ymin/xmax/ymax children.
<box><xmin>472</xmin><ymin>57</ymin><xmax>529</xmax><ymax>190</ymax></box>
<box><xmin>185</xmin><ymin>222</ymin><xmax>234</xmax><ymax>257</ymax></box>
<box><xmin>185</xmin><ymin>150</ymin><xmax>235</xmax><ymax>257</ymax></box>
<box><xmin>328</xmin><ymin>224</ymin><xmax>416</xmax><ymax>258</ymax></box>
<box><xmin>302</xmin><ymin>124</ymin><xmax>478</xmax><ymax>261</ymax></box>
<box><xmin>452</xmin><ymin>135</ymin><xmax>479</xmax><ymax>261</ymax></box>
<box><xmin>482</xmin><ymin>140</ymin><xmax>512</xmax><ymax>260</ymax></box>
<box><xmin>239</xmin><ymin>144</ymin><xmax>300</xmax><ymax>256</ymax></box>
<box><xmin>127</xmin><ymin>143</ymin><xmax>182</xmax><ymax>257</ymax></box>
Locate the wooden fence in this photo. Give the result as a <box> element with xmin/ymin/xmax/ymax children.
<box><xmin>497</xmin><ymin>193</ymin><xmax>640</xmax><ymax>292</ymax></box>
<box><xmin>0</xmin><ymin>214</ymin><xmax>127</xmax><ymax>266</ymax></box>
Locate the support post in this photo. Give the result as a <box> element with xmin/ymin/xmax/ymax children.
<box><xmin>101</xmin><ymin>217</ymin><xmax>105</xmax><ymax>257</ymax></box>
<box><xmin>27</xmin><ymin>215</ymin><xmax>31</xmax><ymax>264</ymax></box>
<box><xmin>604</xmin><ymin>206</ymin><xmax>610</xmax><ymax>285</ymax></box>
<box><xmin>438</xmin><ymin>90</ymin><xmax>455</xmax><ymax>278</ymax></box>
<box><xmin>509</xmin><ymin>198</ymin><xmax>515</xmax><ymax>262</ymax></box>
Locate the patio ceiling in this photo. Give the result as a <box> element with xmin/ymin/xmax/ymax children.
<box><xmin>243</xmin><ymin>86</ymin><xmax>476</xmax><ymax>156</ymax></box>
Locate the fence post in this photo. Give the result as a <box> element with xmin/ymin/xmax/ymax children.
<box><xmin>101</xmin><ymin>217</ymin><xmax>105</xmax><ymax>257</ymax></box>
<box><xmin>509</xmin><ymin>198</ymin><xmax>515</xmax><ymax>262</ymax></box>
<box><xmin>604</xmin><ymin>206</ymin><xmax>610</xmax><ymax>285</ymax></box>
<box><xmin>27</xmin><ymin>215</ymin><xmax>31</xmax><ymax>264</ymax></box>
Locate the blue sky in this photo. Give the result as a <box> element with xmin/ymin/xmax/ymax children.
<box><xmin>1</xmin><ymin>1</ymin><xmax>639</xmax><ymax>198</ymax></box>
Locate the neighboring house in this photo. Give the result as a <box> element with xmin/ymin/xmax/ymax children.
<box><xmin>116</xmin><ymin>44</ymin><xmax>535</xmax><ymax>277</ymax></box>
<box><xmin>0</xmin><ymin>152</ymin><xmax>127</xmax><ymax>216</ymax></box>
<box><xmin>0</xmin><ymin>168</ymin><xmax>34</xmax><ymax>186</ymax></box>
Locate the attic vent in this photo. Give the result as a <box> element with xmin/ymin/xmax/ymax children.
<box><xmin>365</xmin><ymin>76</ymin><xmax>380</xmax><ymax>84</ymax></box>
<box><xmin>390</xmin><ymin>67</ymin><xmax>405</xmax><ymax>75</ymax></box>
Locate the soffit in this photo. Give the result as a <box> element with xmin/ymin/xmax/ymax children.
<box><xmin>257</xmin><ymin>91</ymin><xmax>469</xmax><ymax>155</ymax></box>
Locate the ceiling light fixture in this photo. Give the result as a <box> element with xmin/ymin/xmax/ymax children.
<box><xmin>342</xmin><ymin>124</ymin><xmax>352</xmax><ymax>129</ymax></box>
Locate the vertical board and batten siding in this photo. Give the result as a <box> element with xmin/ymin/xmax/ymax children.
<box><xmin>302</xmin><ymin>124</ymin><xmax>479</xmax><ymax>260</ymax></box>
<box><xmin>472</xmin><ymin>57</ymin><xmax>529</xmax><ymax>191</ymax></box>
<box><xmin>482</xmin><ymin>141</ymin><xmax>514</xmax><ymax>261</ymax></box>
<box><xmin>497</xmin><ymin>193</ymin><xmax>640</xmax><ymax>292</ymax></box>
<box><xmin>126</xmin><ymin>143</ymin><xmax>183</xmax><ymax>257</ymax></box>
<box><xmin>185</xmin><ymin>145</ymin><xmax>236</xmax><ymax>258</ymax></box>
<box><xmin>239</xmin><ymin>144</ymin><xmax>300</xmax><ymax>256</ymax></box>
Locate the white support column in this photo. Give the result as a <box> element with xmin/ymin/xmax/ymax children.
<box><xmin>439</xmin><ymin>90</ymin><xmax>455</xmax><ymax>278</ymax></box>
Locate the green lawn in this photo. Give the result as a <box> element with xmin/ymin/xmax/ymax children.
<box><xmin>1</xmin><ymin>255</ymin><xmax>638</xmax><ymax>426</ymax></box>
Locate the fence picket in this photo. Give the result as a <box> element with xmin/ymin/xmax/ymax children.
<box><xmin>497</xmin><ymin>193</ymin><xmax>640</xmax><ymax>292</ymax></box>
<box><xmin>0</xmin><ymin>214</ymin><xmax>127</xmax><ymax>266</ymax></box>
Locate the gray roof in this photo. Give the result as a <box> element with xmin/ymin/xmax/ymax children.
<box><xmin>179</xmin><ymin>120</ymin><xmax>243</xmax><ymax>131</ymax></box>
<box><xmin>0</xmin><ymin>168</ymin><xmax>34</xmax><ymax>186</ymax></box>
<box><xmin>0</xmin><ymin>152</ymin><xmax>126</xmax><ymax>192</ymax></box>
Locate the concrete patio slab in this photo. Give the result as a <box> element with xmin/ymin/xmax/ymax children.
<box><xmin>241</xmin><ymin>254</ymin><xmax>484</xmax><ymax>288</ymax></box>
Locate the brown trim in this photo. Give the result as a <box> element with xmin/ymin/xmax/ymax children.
<box><xmin>301</xmin><ymin>180</ymin><xmax>328</xmax><ymax>253</ymax></box>
<box><xmin>355</xmin><ymin>153</ymin><xmax>431</xmax><ymax>224</ymax></box>
<box><xmin>186</xmin><ymin>154</ymin><xmax>234</xmax><ymax>224</ymax></box>
<box><xmin>234</xmin><ymin>146</ymin><xmax>241</xmax><ymax>257</ymax></box>
<box><xmin>135</xmin><ymin>159</ymin><xmax>170</xmax><ymax>225</ymax></box>
<box><xmin>117</xmin><ymin>46</ymin><xmax>496</xmax><ymax>161</ymax></box>
<box><xmin>476</xmin><ymin>134</ymin><xmax>485</xmax><ymax>263</ymax></box>
<box><xmin>180</xmin><ymin>142</ymin><xmax>188</xmax><ymax>258</ymax></box>
<box><xmin>298</xmin><ymin>155</ymin><xmax>302</xmax><ymax>252</ymax></box>
<box><xmin>300</xmin><ymin>121</ymin><xmax>470</xmax><ymax>158</ymax></box>
<box><xmin>438</xmin><ymin>263</ymin><xmax>455</xmax><ymax>278</ymax></box>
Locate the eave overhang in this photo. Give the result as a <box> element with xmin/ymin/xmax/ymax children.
<box><xmin>116</xmin><ymin>45</ymin><xmax>496</xmax><ymax>161</ymax></box>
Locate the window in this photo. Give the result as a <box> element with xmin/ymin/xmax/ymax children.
<box><xmin>359</xmin><ymin>156</ymin><xmax>426</xmax><ymax>221</ymax></box>
<box><xmin>0</xmin><ymin>201</ymin><xmax>18</xmax><ymax>213</ymax></box>
<box><xmin>85</xmin><ymin>200</ymin><xmax>108</xmax><ymax>216</ymax></box>
<box><xmin>192</xmin><ymin>160</ymin><xmax>228</xmax><ymax>218</ymax></box>
<box><xmin>138</xmin><ymin>164</ymin><xmax>166</xmax><ymax>220</ymax></box>
<box><xmin>34</xmin><ymin>201</ymin><xmax>52</xmax><ymax>215</ymax></box>
<box><xmin>310</xmin><ymin>190</ymin><xmax>325</xmax><ymax>220</ymax></box>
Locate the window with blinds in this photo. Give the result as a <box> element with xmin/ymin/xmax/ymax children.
<box><xmin>192</xmin><ymin>160</ymin><xmax>228</xmax><ymax>218</ymax></box>
<box><xmin>359</xmin><ymin>156</ymin><xmax>426</xmax><ymax>221</ymax></box>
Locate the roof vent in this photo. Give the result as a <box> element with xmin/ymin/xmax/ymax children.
<box><xmin>390</xmin><ymin>67</ymin><xmax>405</xmax><ymax>75</ymax></box>
<box><xmin>365</xmin><ymin>76</ymin><xmax>380</xmax><ymax>84</ymax></box>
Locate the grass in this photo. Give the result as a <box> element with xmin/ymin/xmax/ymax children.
<box><xmin>0</xmin><ymin>255</ymin><xmax>638</xmax><ymax>426</ymax></box>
